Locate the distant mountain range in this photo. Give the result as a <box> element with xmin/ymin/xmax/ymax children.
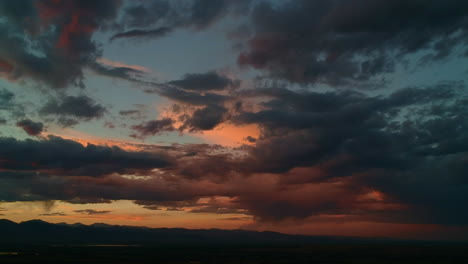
<box><xmin>0</xmin><ymin>219</ymin><xmax>413</xmax><ymax>245</ymax></box>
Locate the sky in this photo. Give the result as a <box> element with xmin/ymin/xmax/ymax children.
<box><xmin>0</xmin><ymin>0</ymin><xmax>468</xmax><ymax>241</ymax></box>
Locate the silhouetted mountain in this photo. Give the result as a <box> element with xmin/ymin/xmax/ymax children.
<box><xmin>0</xmin><ymin>219</ymin><xmax>404</xmax><ymax>246</ymax></box>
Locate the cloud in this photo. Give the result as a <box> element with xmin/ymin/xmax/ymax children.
<box><xmin>181</xmin><ymin>104</ymin><xmax>228</xmax><ymax>131</ymax></box>
<box><xmin>237</xmin><ymin>0</ymin><xmax>468</xmax><ymax>85</ymax></box>
<box><xmin>142</xmin><ymin>205</ymin><xmax>160</xmax><ymax>211</ymax></box>
<box><xmin>0</xmin><ymin>135</ymin><xmax>172</xmax><ymax>177</ymax></box>
<box><xmin>0</xmin><ymin>0</ymin><xmax>122</xmax><ymax>89</ymax></box>
<box><xmin>4</xmin><ymin>81</ymin><xmax>465</xmax><ymax>226</ymax></box>
<box><xmin>219</xmin><ymin>217</ymin><xmax>252</xmax><ymax>221</ymax></box>
<box><xmin>118</xmin><ymin>1</ymin><xmax>170</xmax><ymax>29</ymax></box>
<box><xmin>0</xmin><ymin>173</ymin><xmax>202</xmax><ymax>204</ymax></box>
<box><xmin>110</xmin><ymin>26</ymin><xmax>172</xmax><ymax>41</ymax></box>
<box><xmin>1</xmin><ymin>0</ymin><xmax>468</xmax><ymax>234</ymax></box>
<box><xmin>130</xmin><ymin>104</ymin><xmax>228</xmax><ymax>138</ymax></box>
<box><xmin>0</xmin><ymin>88</ymin><xmax>14</xmax><ymax>109</ymax></box>
<box><xmin>40</xmin><ymin>95</ymin><xmax>107</xmax><ymax>126</ymax></box>
<box><xmin>130</xmin><ymin>118</ymin><xmax>176</xmax><ymax>138</ymax></box>
<box><xmin>88</xmin><ymin>61</ymin><xmax>148</xmax><ymax>83</ymax></box>
<box><xmin>40</xmin><ymin>212</ymin><xmax>67</xmax><ymax>216</ymax></box>
<box><xmin>136</xmin><ymin>81</ymin><xmax>468</xmax><ymax>225</ymax></box>
<box><xmin>131</xmin><ymin>72</ymin><xmax>238</xmax><ymax>137</ymax></box>
<box><xmin>119</xmin><ymin>110</ymin><xmax>141</xmax><ymax>116</ymax></box>
<box><xmin>228</xmin><ymin>84</ymin><xmax>468</xmax><ymax>225</ymax></box>
<box><xmin>155</xmin><ymin>86</ymin><xmax>229</xmax><ymax>106</ymax></box>
<box><xmin>245</xmin><ymin>136</ymin><xmax>257</xmax><ymax>143</ymax></box>
<box><xmin>167</xmin><ymin>71</ymin><xmax>237</xmax><ymax>92</ymax></box>
<box><xmin>112</xmin><ymin>0</ymin><xmax>250</xmax><ymax>41</ymax></box>
<box><xmin>96</xmin><ymin>58</ymin><xmax>152</xmax><ymax>73</ymax></box>
<box><xmin>189</xmin><ymin>206</ymin><xmax>248</xmax><ymax>215</ymax></box>
<box><xmin>16</xmin><ymin>119</ymin><xmax>45</xmax><ymax>136</ymax></box>
<box><xmin>74</xmin><ymin>209</ymin><xmax>111</xmax><ymax>215</ymax></box>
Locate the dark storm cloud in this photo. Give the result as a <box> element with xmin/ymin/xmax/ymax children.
<box><xmin>182</xmin><ymin>104</ymin><xmax>227</xmax><ymax>131</ymax></box>
<box><xmin>1</xmin><ymin>0</ymin><xmax>468</xmax><ymax>232</ymax></box>
<box><xmin>238</xmin><ymin>0</ymin><xmax>468</xmax><ymax>85</ymax></box>
<box><xmin>126</xmin><ymin>81</ymin><xmax>468</xmax><ymax>225</ymax></box>
<box><xmin>218</xmin><ymin>82</ymin><xmax>468</xmax><ymax>225</ymax></box>
<box><xmin>130</xmin><ymin>104</ymin><xmax>228</xmax><ymax>138</ymax></box>
<box><xmin>133</xmin><ymin>72</ymin><xmax>237</xmax><ymax>137</ymax></box>
<box><xmin>119</xmin><ymin>1</ymin><xmax>170</xmax><ymax>29</ymax></box>
<box><xmin>0</xmin><ymin>135</ymin><xmax>172</xmax><ymax>177</ymax></box>
<box><xmin>40</xmin><ymin>95</ymin><xmax>107</xmax><ymax>125</ymax></box>
<box><xmin>74</xmin><ymin>209</ymin><xmax>111</xmax><ymax>215</ymax></box>
<box><xmin>0</xmin><ymin>1</ymin><xmax>37</xmax><ymax>32</ymax></box>
<box><xmin>112</xmin><ymin>0</ymin><xmax>250</xmax><ymax>41</ymax></box>
<box><xmin>125</xmin><ymin>82</ymin><xmax>468</xmax><ymax>224</ymax></box>
<box><xmin>154</xmin><ymin>85</ymin><xmax>229</xmax><ymax>106</ymax></box>
<box><xmin>0</xmin><ymin>0</ymin><xmax>121</xmax><ymax>89</ymax></box>
<box><xmin>188</xmin><ymin>0</ymin><xmax>232</xmax><ymax>28</ymax></box>
<box><xmin>2</xmin><ymin>78</ymin><xmax>468</xmax><ymax>228</ymax></box>
<box><xmin>0</xmin><ymin>173</ymin><xmax>202</xmax><ymax>203</ymax></box>
<box><xmin>16</xmin><ymin>119</ymin><xmax>44</xmax><ymax>136</ymax></box>
<box><xmin>6</xmin><ymin>80</ymin><xmax>468</xmax><ymax>226</ymax></box>
<box><xmin>233</xmin><ymin>84</ymin><xmax>463</xmax><ymax>174</ymax></box>
<box><xmin>167</xmin><ymin>71</ymin><xmax>237</xmax><ymax>92</ymax></box>
<box><xmin>143</xmin><ymin>72</ymin><xmax>238</xmax><ymax>106</ymax></box>
<box><xmin>245</xmin><ymin>136</ymin><xmax>257</xmax><ymax>143</ymax></box>
<box><xmin>130</xmin><ymin>118</ymin><xmax>176</xmax><ymax>138</ymax></box>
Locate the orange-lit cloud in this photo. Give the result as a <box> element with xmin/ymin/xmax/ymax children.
<box><xmin>46</xmin><ymin>128</ymin><xmax>144</xmax><ymax>151</ymax></box>
<box><xmin>154</xmin><ymin>101</ymin><xmax>260</xmax><ymax>147</ymax></box>
<box><xmin>96</xmin><ymin>58</ymin><xmax>152</xmax><ymax>73</ymax></box>
<box><xmin>196</xmin><ymin>123</ymin><xmax>259</xmax><ymax>147</ymax></box>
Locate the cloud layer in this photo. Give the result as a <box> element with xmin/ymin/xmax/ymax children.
<box><xmin>0</xmin><ymin>0</ymin><xmax>467</xmax><ymax>239</ymax></box>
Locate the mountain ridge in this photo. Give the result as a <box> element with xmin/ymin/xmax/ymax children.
<box><xmin>0</xmin><ymin>218</ymin><xmax>440</xmax><ymax>245</ymax></box>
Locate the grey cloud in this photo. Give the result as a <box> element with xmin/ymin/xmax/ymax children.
<box><xmin>40</xmin><ymin>212</ymin><xmax>67</xmax><ymax>216</ymax></box>
<box><xmin>16</xmin><ymin>119</ymin><xmax>44</xmax><ymax>136</ymax></box>
<box><xmin>130</xmin><ymin>118</ymin><xmax>176</xmax><ymax>138</ymax></box>
<box><xmin>182</xmin><ymin>104</ymin><xmax>227</xmax><ymax>131</ymax></box>
<box><xmin>112</xmin><ymin>0</ymin><xmax>250</xmax><ymax>41</ymax></box>
<box><xmin>74</xmin><ymin>209</ymin><xmax>111</xmax><ymax>215</ymax></box>
<box><xmin>238</xmin><ymin>0</ymin><xmax>468</xmax><ymax>85</ymax></box>
<box><xmin>0</xmin><ymin>0</ymin><xmax>122</xmax><ymax>89</ymax></box>
<box><xmin>40</xmin><ymin>95</ymin><xmax>107</xmax><ymax>125</ymax></box>
<box><xmin>0</xmin><ymin>135</ymin><xmax>172</xmax><ymax>177</ymax></box>
<box><xmin>110</xmin><ymin>27</ymin><xmax>172</xmax><ymax>41</ymax></box>
<box><xmin>167</xmin><ymin>71</ymin><xmax>237</xmax><ymax>92</ymax></box>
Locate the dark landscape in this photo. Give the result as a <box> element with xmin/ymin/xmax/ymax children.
<box><xmin>0</xmin><ymin>220</ymin><xmax>466</xmax><ymax>264</ymax></box>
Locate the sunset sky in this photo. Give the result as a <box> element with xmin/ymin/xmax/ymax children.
<box><xmin>0</xmin><ymin>0</ymin><xmax>468</xmax><ymax>241</ymax></box>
